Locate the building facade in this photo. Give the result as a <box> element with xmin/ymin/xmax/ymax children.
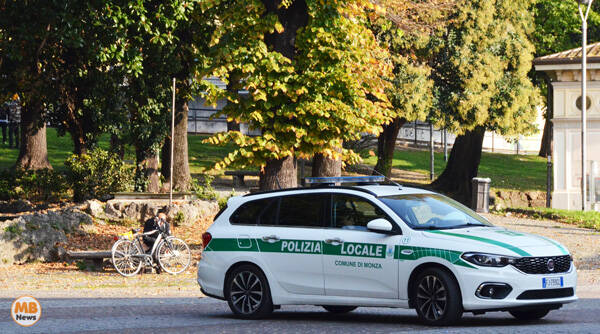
<box><xmin>534</xmin><ymin>42</ymin><xmax>600</xmax><ymax>211</ymax></box>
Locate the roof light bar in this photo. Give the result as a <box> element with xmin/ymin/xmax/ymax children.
<box><xmin>303</xmin><ymin>176</ymin><xmax>385</xmax><ymax>185</ymax></box>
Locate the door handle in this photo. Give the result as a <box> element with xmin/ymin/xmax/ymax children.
<box><xmin>325</xmin><ymin>238</ymin><xmax>344</xmax><ymax>245</ymax></box>
<box><xmin>262</xmin><ymin>235</ymin><xmax>280</xmax><ymax>243</ymax></box>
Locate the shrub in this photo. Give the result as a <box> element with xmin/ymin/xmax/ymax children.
<box><xmin>65</xmin><ymin>148</ymin><xmax>134</xmax><ymax>201</ymax></box>
<box><xmin>0</xmin><ymin>168</ymin><xmax>69</xmax><ymax>202</ymax></box>
<box><xmin>192</xmin><ymin>174</ymin><xmax>218</xmax><ymax>201</ymax></box>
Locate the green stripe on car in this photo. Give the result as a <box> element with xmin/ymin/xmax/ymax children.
<box><xmin>394</xmin><ymin>246</ymin><xmax>476</xmax><ymax>269</ymax></box>
<box><xmin>425</xmin><ymin>230</ymin><xmax>532</xmax><ymax>257</ymax></box>
<box><xmin>205</xmin><ymin>238</ymin><xmax>476</xmax><ymax>268</ymax></box>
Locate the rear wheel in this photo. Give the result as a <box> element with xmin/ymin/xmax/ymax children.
<box><xmin>322</xmin><ymin>305</ymin><xmax>357</xmax><ymax>313</ymax></box>
<box><xmin>225</xmin><ymin>264</ymin><xmax>273</xmax><ymax>319</ymax></box>
<box><xmin>509</xmin><ymin>309</ymin><xmax>550</xmax><ymax>321</ymax></box>
<box><xmin>111</xmin><ymin>239</ymin><xmax>143</xmax><ymax>277</ymax></box>
<box><xmin>413</xmin><ymin>268</ymin><xmax>463</xmax><ymax>325</ymax></box>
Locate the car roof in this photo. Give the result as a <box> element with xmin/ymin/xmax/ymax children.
<box><xmin>234</xmin><ymin>184</ymin><xmax>433</xmax><ymax>202</ymax></box>
<box><xmin>353</xmin><ymin>185</ymin><xmax>433</xmax><ymax>197</ymax></box>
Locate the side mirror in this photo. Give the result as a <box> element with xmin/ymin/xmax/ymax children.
<box><xmin>366</xmin><ymin>218</ymin><xmax>394</xmax><ymax>233</ymax></box>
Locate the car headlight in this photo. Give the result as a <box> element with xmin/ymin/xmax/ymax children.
<box><xmin>461</xmin><ymin>252</ymin><xmax>517</xmax><ymax>267</ymax></box>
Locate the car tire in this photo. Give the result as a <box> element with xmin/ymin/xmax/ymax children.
<box><xmin>225</xmin><ymin>264</ymin><xmax>273</xmax><ymax>319</ymax></box>
<box><xmin>509</xmin><ymin>309</ymin><xmax>550</xmax><ymax>321</ymax></box>
<box><xmin>413</xmin><ymin>267</ymin><xmax>463</xmax><ymax>326</ymax></box>
<box><xmin>322</xmin><ymin>305</ymin><xmax>357</xmax><ymax>314</ymax></box>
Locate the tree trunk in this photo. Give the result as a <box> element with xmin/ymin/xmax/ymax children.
<box><xmin>71</xmin><ymin>131</ymin><xmax>87</xmax><ymax>156</ymax></box>
<box><xmin>259</xmin><ymin>0</ymin><xmax>308</xmax><ymax>190</ymax></box>
<box><xmin>259</xmin><ymin>155</ymin><xmax>297</xmax><ymax>190</ymax></box>
<box><xmin>172</xmin><ymin>99</ymin><xmax>191</xmax><ymax>191</ymax></box>
<box><xmin>373</xmin><ymin>118</ymin><xmax>406</xmax><ymax>178</ymax></box>
<box><xmin>539</xmin><ymin>76</ymin><xmax>553</xmax><ymax>157</ymax></box>
<box><xmin>160</xmin><ymin>135</ymin><xmax>171</xmax><ymax>185</ymax></box>
<box><xmin>110</xmin><ymin>133</ymin><xmax>125</xmax><ymax>159</ymax></box>
<box><xmin>312</xmin><ymin>149</ymin><xmax>342</xmax><ymax>177</ymax></box>
<box><xmin>16</xmin><ymin>101</ymin><xmax>51</xmax><ymax>170</ymax></box>
<box><xmin>145</xmin><ymin>152</ymin><xmax>160</xmax><ymax>193</ymax></box>
<box><xmin>226</xmin><ymin>71</ymin><xmax>241</xmax><ymax>132</ymax></box>
<box><xmin>134</xmin><ymin>145</ymin><xmax>160</xmax><ymax>193</ymax></box>
<box><xmin>431</xmin><ymin>126</ymin><xmax>486</xmax><ymax>205</ymax></box>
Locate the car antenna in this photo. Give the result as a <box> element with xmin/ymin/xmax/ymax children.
<box><xmin>370</xmin><ymin>166</ymin><xmax>402</xmax><ymax>189</ymax></box>
<box><xmin>275</xmin><ymin>176</ymin><xmax>282</xmax><ymax>190</ymax></box>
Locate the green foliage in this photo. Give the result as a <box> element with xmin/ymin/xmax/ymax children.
<box><xmin>75</xmin><ymin>261</ymin><xmax>88</xmax><ymax>271</ymax></box>
<box><xmin>205</xmin><ymin>0</ymin><xmax>393</xmax><ymax>169</ymax></box>
<box><xmin>4</xmin><ymin>224</ymin><xmax>23</xmax><ymax>236</ymax></box>
<box><xmin>218</xmin><ymin>190</ymin><xmax>236</xmax><ymax>211</ymax></box>
<box><xmin>0</xmin><ymin>169</ymin><xmax>69</xmax><ymax>202</ymax></box>
<box><xmin>65</xmin><ymin>148</ymin><xmax>134</xmax><ymax>201</ymax></box>
<box><xmin>533</xmin><ymin>0</ymin><xmax>600</xmax><ymax>58</ymax></box>
<box><xmin>191</xmin><ymin>174</ymin><xmax>218</xmax><ymax>201</ymax></box>
<box><xmin>503</xmin><ymin>207</ymin><xmax>600</xmax><ymax>231</ymax></box>
<box><xmin>431</xmin><ymin>0</ymin><xmax>540</xmax><ymax>138</ymax></box>
<box><xmin>173</xmin><ymin>211</ymin><xmax>185</xmax><ymax>226</ymax></box>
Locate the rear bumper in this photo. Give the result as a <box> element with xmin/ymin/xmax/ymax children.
<box><xmin>197</xmin><ymin>252</ymin><xmax>227</xmax><ymax>299</ymax></box>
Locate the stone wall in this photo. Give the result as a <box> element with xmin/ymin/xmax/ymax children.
<box><xmin>84</xmin><ymin>199</ymin><xmax>220</xmax><ymax>226</ymax></box>
<box><xmin>0</xmin><ymin>208</ymin><xmax>92</xmax><ymax>265</ymax></box>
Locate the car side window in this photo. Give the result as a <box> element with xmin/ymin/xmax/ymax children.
<box><xmin>277</xmin><ymin>194</ymin><xmax>326</xmax><ymax>228</ymax></box>
<box><xmin>332</xmin><ymin>194</ymin><xmax>388</xmax><ymax>231</ymax></box>
<box><xmin>230</xmin><ymin>198</ymin><xmax>278</xmax><ymax>225</ymax></box>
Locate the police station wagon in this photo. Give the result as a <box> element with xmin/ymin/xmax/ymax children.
<box><xmin>197</xmin><ymin>177</ymin><xmax>577</xmax><ymax>325</ymax></box>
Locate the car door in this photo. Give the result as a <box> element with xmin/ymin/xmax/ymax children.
<box><xmin>252</xmin><ymin>193</ymin><xmax>328</xmax><ymax>296</ymax></box>
<box><xmin>322</xmin><ymin>193</ymin><xmax>400</xmax><ymax>299</ymax></box>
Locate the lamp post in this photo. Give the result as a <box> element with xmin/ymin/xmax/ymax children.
<box><xmin>578</xmin><ymin>0</ymin><xmax>593</xmax><ymax>211</ymax></box>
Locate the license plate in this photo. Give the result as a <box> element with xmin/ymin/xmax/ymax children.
<box><xmin>542</xmin><ymin>276</ymin><xmax>564</xmax><ymax>289</ymax></box>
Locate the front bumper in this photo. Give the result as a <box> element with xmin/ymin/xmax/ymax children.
<box><xmin>458</xmin><ymin>262</ymin><xmax>577</xmax><ymax>311</ymax></box>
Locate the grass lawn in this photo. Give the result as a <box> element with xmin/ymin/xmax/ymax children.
<box><xmin>1</xmin><ymin>128</ymin><xmax>546</xmax><ymax>192</ymax></box>
<box><xmin>503</xmin><ymin>207</ymin><xmax>600</xmax><ymax>231</ymax></box>
<box><xmin>362</xmin><ymin>149</ymin><xmax>547</xmax><ymax>192</ymax></box>
<box><xmin>0</xmin><ymin>127</ymin><xmax>235</xmax><ymax>174</ymax></box>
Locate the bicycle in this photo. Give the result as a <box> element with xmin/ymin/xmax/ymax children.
<box><xmin>111</xmin><ymin>228</ymin><xmax>191</xmax><ymax>277</ymax></box>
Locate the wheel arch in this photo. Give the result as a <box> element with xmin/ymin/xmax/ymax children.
<box><xmin>407</xmin><ymin>262</ymin><xmax>463</xmax><ymax>309</ymax></box>
<box><xmin>223</xmin><ymin>261</ymin><xmax>272</xmax><ymax>298</ymax></box>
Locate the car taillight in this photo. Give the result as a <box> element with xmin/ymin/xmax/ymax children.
<box><xmin>202</xmin><ymin>232</ymin><xmax>212</xmax><ymax>249</ymax></box>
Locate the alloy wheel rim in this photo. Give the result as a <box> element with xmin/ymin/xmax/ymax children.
<box><xmin>230</xmin><ymin>271</ymin><xmax>263</xmax><ymax>314</ymax></box>
<box><xmin>416</xmin><ymin>275</ymin><xmax>447</xmax><ymax>321</ymax></box>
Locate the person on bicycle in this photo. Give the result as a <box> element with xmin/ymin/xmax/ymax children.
<box><xmin>143</xmin><ymin>211</ymin><xmax>171</xmax><ymax>253</ymax></box>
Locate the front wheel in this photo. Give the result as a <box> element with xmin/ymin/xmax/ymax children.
<box><xmin>156</xmin><ymin>237</ymin><xmax>191</xmax><ymax>275</ymax></box>
<box><xmin>509</xmin><ymin>309</ymin><xmax>550</xmax><ymax>321</ymax></box>
<box><xmin>413</xmin><ymin>268</ymin><xmax>463</xmax><ymax>325</ymax></box>
<box><xmin>322</xmin><ymin>305</ymin><xmax>357</xmax><ymax>313</ymax></box>
<box><xmin>225</xmin><ymin>264</ymin><xmax>273</xmax><ymax>319</ymax></box>
<box><xmin>111</xmin><ymin>239</ymin><xmax>143</xmax><ymax>277</ymax></box>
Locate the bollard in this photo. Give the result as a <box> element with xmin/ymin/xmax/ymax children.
<box><xmin>471</xmin><ymin>177</ymin><xmax>491</xmax><ymax>213</ymax></box>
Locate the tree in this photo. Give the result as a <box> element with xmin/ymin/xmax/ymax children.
<box><xmin>532</xmin><ymin>0</ymin><xmax>600</xmax><ymax>157</ymax></box>
<box><xmin>0</xmin><ymin>0</ymin><xmax>60</xmax><ymax>170</ymax></box>
<box><xmin>112</xmin><ymin>0</ymin><xmax>212</xmax><ymax>192</ymax></box>
<box><xmin>369</xmin><ymin>0</ymin><xmax>453</xmax><ymax>178</ymax></box>
<box><xmin>205</xmin><ymin>0</ymin><xmax>393</xmax><ymax>190</ymax></box>
<box><xmin>431</xmin><ymin>0</ymin><xmax>540</xmax><ymax>203</ymax></box>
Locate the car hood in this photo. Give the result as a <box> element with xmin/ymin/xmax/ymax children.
<box><xmin>422</xmin><ymin>226</ymin><xmax>569</xmax><ymax>257</ymax></box>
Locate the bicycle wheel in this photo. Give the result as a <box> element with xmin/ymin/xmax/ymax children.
<box><xmin>156</xmin><ymin>237</ymin><xmax>191</xmax><ymax>275</ymax></box>
<box><xmin>111</xmin><ymin>239</ymin><xmax>143</xmax><ymax>277</ymax></box>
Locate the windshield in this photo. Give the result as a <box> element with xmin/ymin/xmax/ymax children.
<box><xmin>379</xmin><ymin>193</ymin><xmax>492</xmax><ymax>230</ymax></box>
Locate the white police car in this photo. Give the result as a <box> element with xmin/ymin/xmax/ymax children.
<box><xmin>197</xmin><ymin>177</ymin><xmax>577</xmax><ymax>325</ymax></box>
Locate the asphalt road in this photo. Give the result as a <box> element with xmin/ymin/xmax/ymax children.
<box><xmin>2</xmin><ymin>296</ymin><xmax>600</xmax><ymax>334</ymax></box>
